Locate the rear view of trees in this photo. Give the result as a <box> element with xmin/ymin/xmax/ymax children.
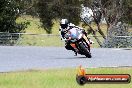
<box><xmin>98</xmin><ymin>0</ymin><xmax>132</xmax><ymax>47</ymax></box>
<box><xmin>81</xmin><ymin>0</ymin><xmax>132</xmax><ymax>47</ymax></box>
<box><xmin>37</xmin><ymin>0</ymin><xmax>131</xmax><ymax>47</ymax></box>
<box><xmin>0</xmin><ymin>0</ymin><xmax>131</xmax><ymax>47</ymax></box>
<box><xmin>37</xmin><ymin>0</ymin><xmax>82</xmax><ymax>33</ymax></box>
<box><xmin>0</xmin><ymin>0</ymin><xmax>28</xmax><ymax>33</ymax></box>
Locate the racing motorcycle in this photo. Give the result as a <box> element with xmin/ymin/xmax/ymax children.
<box><xmin>65</xmin><ymin>28</ymin><xmax>92</xmax><ymax>58</ymax></box>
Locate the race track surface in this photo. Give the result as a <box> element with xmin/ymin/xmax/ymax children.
<box><xmin>0</xmin><ymin>46</ymin><xmax>132</xmax><ymax>72</ymax></box>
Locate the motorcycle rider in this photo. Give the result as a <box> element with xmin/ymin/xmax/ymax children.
<box><xmin>59</xmin><ymin>19</ymin><xmax>92</xmax><ymax>56</ymax></box>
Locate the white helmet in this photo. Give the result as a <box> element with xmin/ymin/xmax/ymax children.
<box><xmin>60</xmin><ymin>19</ymin><xmax>69</xmax><ymax>29</ymax></box>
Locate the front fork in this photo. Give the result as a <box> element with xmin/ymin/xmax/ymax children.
<box><xmin>82</xmin><ymin>35</ymin><xmax>91</xmax><ymax>52</ymax></box>
<box><xmin>83</xmin><ymin>35</ymin><xmax>91</xmax><ymax>45</ymax></box>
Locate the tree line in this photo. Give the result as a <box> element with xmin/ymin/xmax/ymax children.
<box><xmin>0</xmin><ymin>0</ymin><xmax>131</xmax><ymax>33</ymax></box>
<box><xmin>0</xmin><ymin>0</ymin><xmax>131</xmax><ymax>47</ymax></box>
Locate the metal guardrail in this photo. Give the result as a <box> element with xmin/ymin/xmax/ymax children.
<box><xmin>0</xmin><ymin>32</ymin><xmax>64</xmax><ymax>46</ymax></box>
<box><xmin>0</xmin><ymin>32</ymin><xmax>132</xmax><ymax>46</ymax></box>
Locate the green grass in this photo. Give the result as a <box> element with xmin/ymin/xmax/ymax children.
<box><xmin>0</xmin><ymin>67</ymin><xmax>132</xmax><ymax>88</ymax></box>
<box><xmin>16</xmin><ymin>35</ymin><xmax>64</xmax><ymax>46</ymax></box>
<box><xmin>16</xmin><ymin>15</ymin><xmax>60</xmax><ymax>34</ymax></box>
<box><xmin>16</xmin><ymin>15</ymin><xmax>64</xmax><ymax>47</ymax></box>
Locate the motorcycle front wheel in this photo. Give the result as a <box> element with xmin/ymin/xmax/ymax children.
<box><xmin>79</xmin><ymin>42</ymin><xmax>92</xmax><ymax>58</ymax></box>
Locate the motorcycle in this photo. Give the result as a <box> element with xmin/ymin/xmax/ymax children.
<box><xmin>65</xmin><ymin>28</ymin><xmax>92</xmax><ymax>58</ymax></box>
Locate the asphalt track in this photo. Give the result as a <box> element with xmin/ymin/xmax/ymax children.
<box><xmin>0</xmin><ymin>46</ymin><xmax>132</xmax><ymax>72</ymax></box>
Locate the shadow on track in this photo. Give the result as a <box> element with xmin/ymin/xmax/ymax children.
<box><xmin>55</xmin><ymin>56</ymin><xmax>88</xmax><ymax>59</ymax></box>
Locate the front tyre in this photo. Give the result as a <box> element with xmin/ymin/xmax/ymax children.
<box><xmin>79</xmin><ymin>42</ymin><xmax>92</xmax><ymax>58</ymax></box>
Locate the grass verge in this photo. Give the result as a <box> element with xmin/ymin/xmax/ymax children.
<box><xmin>0</xmin><ymin>67</ymin><xmax>132</xmax><ymax>88</ymax></box>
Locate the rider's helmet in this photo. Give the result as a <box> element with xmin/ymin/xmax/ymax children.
<box><xmin>60</xmin><ymin>19</ymin><xmax>69</xmax><ymax>32</ymax></box>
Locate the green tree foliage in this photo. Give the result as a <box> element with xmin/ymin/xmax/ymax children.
<box><xmin>37</xmin><ymin>0</ymin><xmax>83</xmax><ymax>33</ymax></box>
<box><xmin>122</xmin><ymin>0</ymin><xmax>132</xmax><ymax>25</ymax></box>
<box><xmin>0</xmin><ymin>0</ymin><xmax>28</xmax><ymax>33</ymax></box>
<box><xmin>37</xmin><ymin>0</ymin><xmax>131</xmax><ymax>34</ymax></box>
<box><xmin>100</xmin><ymin>0</ymin><xmax>132</xmax><ymax>25</ymax></box>
<box><xmin>17</xmin><ymin>0</ymin><xmax>38</xmax><ymax>16</ymax></box>
<box><xmin>99</xmin><ymin>0</ymin><xmax>132</xmax><ymax>48</ymax></box>
<box><xmin>80</xmin><ymin>0</ymin><xmax>132</xmax><ymax>47</ymax></box>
